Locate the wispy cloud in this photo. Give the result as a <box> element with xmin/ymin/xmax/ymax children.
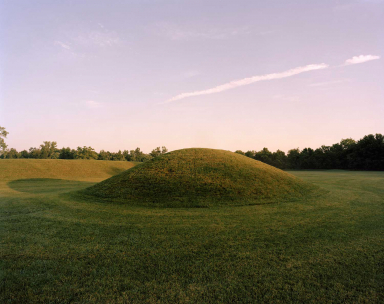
<box><xmin>345</xmin><ymin>55</ymin><xmax>380</xmax><ymax>65</ymax></box>
<box><xmin>165</xmin><ymin>63</ymin><xmax>328</xmax><ymax>103</ymax></box>
<box><xmin>54</xmin><ymin>26</ymin><xmax>122</xmax><ymax>58</ymax></box>
<box><xmin>54</xmin><ymin>41</ymin><xmax>71</xmax><ymax>50</ymax></box>
<box><xmin>183</xmin><ymin>70</ymin><xmax>200</xmax><ymax>78</ymax></box>
<box><xmin>73</xmin><ymin>30</ymin><xmax>121</xmax><ymax>47</ymax></box>
<box><xmin>54</xmin><ymin>40</ymin><xmax>79</xmax><ymax>57</ymax></box>
<box><xmin>56</xmin><ymin>26</ymin><xmax>121</xmax><ymax>54</ymax></box>
<box><xmin>85</xmin><ymin>100</ymin><xmax>103</xmax><ymax>109</ymax></box>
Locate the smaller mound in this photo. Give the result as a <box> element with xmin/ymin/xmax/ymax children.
<box><xmin>0</xmin><ymin>159</ymin><xmax>136</xmax><ymax>181</ymax></box>
<box><xmin>80</xmin><ymin>148</ymin><xmax>317</xmax><ymax>207</ymax></box>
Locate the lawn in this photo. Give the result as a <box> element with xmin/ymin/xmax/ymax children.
<box><xmin>1</xmin><ymin>160</ymin><xmax>383</xmax><ymax>303</ymax></box>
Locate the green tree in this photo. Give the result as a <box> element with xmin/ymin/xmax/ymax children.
<box><xmin>20</xmin><ymin>150</ymin><xmax>29</xmax><ymax>159</ymax></box>
<box><xmin>340</xmin><ymin>138</ymin><xmax>356</xmax><ymax>150</ymax></box>
<box><xmin>59</xmin><ymin>147</ymin><xmax>76</xmax><ymax>159</ymax></box>
<box><xmin>349</xmin><ymin>134</ymin><xmax>384</xmax><ymax>170</ymax></box>
<box><xmin>300</xmin><ymin>148</ymin><xmax>316</xmax><ymax>169</ymax></box>
<box><xmin>40</xmin><ymin>141</ymin><xmax>59</xmax><ymax>159</ymax></box>
<box><xmin>75</xmin><ymin>146</ymin><xmax>98</xmax><ymax>159</ymax></box>
<box><xmin>4</xmin><ymin>148</ymin><xmax>20</xmax><ymax>159</ymax></box>
<box><xmin>287</xmin><ymin>148</ymin><xmax>301</xmax><ymax>169</ymax></box>
<box><xmin>123</xmin><ymin>150</ymin><xmax>131</xmax><ymax>161</ymax></box>
<box><xmin>111</xmin><ymin>150</ymin><xmax>125</xmax><ymax>161</ymax></box>
<box><xmin>272</xmin><ymin>150</ymin><xmax>288</xmax><ymax>169</ymax></box>
<box><xmin>28</xmin><ymin>147</ymin><xmax>42</xmax><ymax>159</ymax></box>
<box><xmin>130</xmin><ymin>148</ymin><xmax>143</xmax><ymax>162</ymax></box>
<box><xmin>244</xmin><ymin>150</ymin><xmax>256</xmax><ymax>158</ymax></box>
<box><xmin>329</xmin><ymin>143</ymin><xmax>343</xmax><ymax>169</ymax></box>
<box><xmin>339</xmin><ymin>138</ymin><xmax>356</xmax><ymax>169</ymax></box>
<box><xmin>255</xmin><ymin>148</ymin><xmax>273</xmax><ymax>165</ymax></box>
<box><xmin>0</xmin><ymin>126</ymin><xmax>9</xmax><ymax>156</ymax></box>
<box><xmin>98</xmin><ymin>150</ymin><xmax>112</xmax><ymax>160</ymax></box>
<box><xmin>150</xmin><ymin>146</ymin><xmax>168</xmax><ymax>158</ymax></box>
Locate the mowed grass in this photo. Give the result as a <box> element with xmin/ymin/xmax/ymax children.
<box><xmin>82</xmin><ymin>148</ymin><xmax>317</xmax><ymax>207</ymax></box>
<box><xmin>0</xmin><ymin>160</ymin><xmax>383</xmax><ymax>303</ymax></box>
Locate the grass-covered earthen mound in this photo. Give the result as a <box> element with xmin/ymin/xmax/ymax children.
<box><xmin>0</xmin><ymin>159</ymin><xmax>136</xmax><ymax>181</ymax></box>
<box><xmin>81</xmin><ymin>148</ymin><xmax>317</xmax><ymax>207</ymax></box>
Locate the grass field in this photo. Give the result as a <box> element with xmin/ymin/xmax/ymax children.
<box><xmin>1</xmin><ymin>160</ymin><xmax>383</xmax><ymax>303</ymax></box>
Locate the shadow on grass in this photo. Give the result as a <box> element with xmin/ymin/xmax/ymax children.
<box><xmin>66</xmin><ymin>189</ymin><xmax>327</xmax><ymax>209</ymax></box>
<box><xmin>8</xmin><ymin>178</ymin><xmax>95</xmax><ymax>194</ymax></box>
<box><xmin>105</xmin><ymin>162</ymin><xmax>142</xmax><ymax>176</ymax></box>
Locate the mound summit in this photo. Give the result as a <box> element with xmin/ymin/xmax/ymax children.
<box><xmin>81</xmin><ymin>148</ymin><xmax>316</xmax><ymax>207</ymax></box>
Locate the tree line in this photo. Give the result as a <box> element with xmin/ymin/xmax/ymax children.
<box><xmin>235</xmin><ymin>134</ymin><xmax>384</xmax><ymax>171</ymax></box>
<box><xmin>0</xmin><ymin>126</ymin><xmax>383</xmax><ymax>170</ymax></box>
<box><xmin>0</xmin><ymin>141</ymin><xmax>168</xmax><ymax>162</ymax></box>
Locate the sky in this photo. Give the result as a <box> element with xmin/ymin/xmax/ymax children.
<box><xmin>1</xmin><ymin>0</ymin><xmax>383</xmax><ymax>153</ymax></box>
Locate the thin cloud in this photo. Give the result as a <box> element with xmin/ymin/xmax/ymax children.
<box><xmin>165</xmin><ymin>63</ymin><xmax>328</xmax><ymax>103</ymax></box>
<box><xmin>345</xmin><ymin>55</ymin><xmax>380</xmax><ymax>65</ymax></box>
<box><xmin>183</xmin><ymin>70</ymin><xmax>200</xmax><ymax>78</ymax></box>
<box><xmin>73</xmin><ymin>30</ymin><xmax>121</xmax><ymax>47</ymax></box>
<box><xmin>54</xmin><ymin>41</ymin><xmax>71</xmax><ymax>50</ymax></box>
<box><xmin>61</xmin><ymin>26</ymin><xmax>122</xmax><ymax>49</ymax></box>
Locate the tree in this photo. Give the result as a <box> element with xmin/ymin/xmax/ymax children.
<box><xmin>245</xmin><ymin>150</ymin><xmax>256</xmax><ymax>158</ymax></box>
<box><xmin>111</xmin><ymin>150</ymin><xmax>125</xmax><ymax>161</ymax></box>
<box><xmin>20</xmin><ymin>150</ymin><xmax>29</xmax><ymax>158</ymax></box>
<box><xmin>254</xmin><ymin>148</ymin><xmax>273</xmax><ymax>165</ymax></box>
<box><xmin>339</xmin><ymin>138</ymin><xmax>356</xmax><ymax>169</ymax></box>
<box><xmin>150</xmin><ymin>146</ymin><xmax>168</xmax><ymax>158</ymax></box>
<box><xmin>59</xmin><ymin>147</ymin><xmax>76</xmax><ymax>159</ymax></box>
<box><xmin>340</xmin><ymin>138</ymin><xmax>356</xmax><ymax>150</ymax></box>
<box><xmin>287</xmin><ymin>148</ymin><xmax>301</xmax><ymax>169</ymax></box>
<box><xmin>98</xmin><ymin>150</ymin><xmax>112</xmax><ymax>160</ymax></box>
<box><xmin>161</xmin><ymin>146</ymin><xmax>168</xmax><ymax>154</ymax></box>
<box><xmin>300</xmin><ymin>148</ymin><xmax>316</xmax><ymax>169</ymax></box>
<box><xmin>0</xmin><ymin>126</ymin><xmax>9</xmax><ymax>156</ymax></box>
<box><xmin>150</xmin><ymin>147</ymin><xmax>161</xmax><ymax>158</ymax></box>
<box><xmin>272</xmin><ymin>150</ymin><xmax>288</xmax><ymax>169</ymax></box>
<box><xmin>28</xmin><ymin>147</ymin><xmax>42</xmax><ymax>159</ymax></box>
<box><xmin>235</xmin><ymin>150</ymin><xmax>245</xmax><ymax>156</ymax></box>
<box><xmin>329</xmin><ymin>143</ymin><xmax>343</xmax><ymax>169</ymax></box>
<box><xmin>128</xmin><ymin>148</ymin><xmax>153</xmax><ymax>162</ymax></box>
<box><xmin>75</xmin><ymin>146</ymin><xmax>98</xmax><ymax>159</ymax></box>
<box><xmin>40</xmin><ymin>141</ymin><xmax>59</xmax><ymax>159</ymax></box>
<box><xmin>313</xmin><ymin>146</ymin><xmax>332</xmax><ymax>169</ymax></box>
<box><xmin>123</xmin><ymin>150</ymin><xmax>131</xmax><ymax>161</ymax></box>
<box><xmin>349</xmin><ymin>134</ymin><xmax>384</xmax><ymax>170</ymax></box>
<box><xmin>4</xmin><ymin>148</ymin><xmax>20</xmax><ymax>159</ymax></box>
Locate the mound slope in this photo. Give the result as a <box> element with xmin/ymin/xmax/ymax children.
<box><xmin>0</xmin><ymin>159</ymin><xmax>136</xmax><ymax>181</ymax></box>
<box><xmin>82</xmin><ymin>148</ymin><xmax>317</xmax><ymax>207</ymax></box>
<box><xmin>82</xmin><ymin>148</ymin><xmax>314</xmax><ymax>207</ymax></box>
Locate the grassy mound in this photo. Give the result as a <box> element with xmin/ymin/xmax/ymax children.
<box><xmin>81</xmin><ymin>148</ymin><xmax>317</xmax><ymax>207</ymax></box>
<box><xmin>0</xmin><ymin>159</ymin><xmax>136</xmax><ymax>181</ymax></box>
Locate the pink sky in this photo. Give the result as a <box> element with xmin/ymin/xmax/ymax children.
<box><xmin>1</xmin><ymin>0</ymin><xmax>383</xmax><ymax>153</ymax></box>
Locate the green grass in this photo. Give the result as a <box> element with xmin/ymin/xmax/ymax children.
<box><xmin>0</xmin><ymin>159</ymin><xmax>137</xmax><ymax>182</ymax></box>
<box><xmin>1</xmin><ymin>160</ymin><xmax>383</xmax><ymax>303</ymax></box>
<box><xmin>81</xmin><ymin>148</ymin><xmax>317</xmax><ymax>207</ymax></box>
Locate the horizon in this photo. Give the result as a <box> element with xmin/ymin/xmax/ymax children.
<box><xmin>1</xmin><ymin>132</ymin><xmax>381</xmax><ymax>155</ymax></box>
<box><xmin>1</xmin><ymin>0</ymin><xmax>383</xmax><ymax>153</ymax></box>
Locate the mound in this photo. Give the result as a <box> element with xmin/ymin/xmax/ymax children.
<box><xmin>81</xmin><ymin>148</ymin><xmax>317</xmax><ymax>207</ymax></box>
<box><xmin>0</xmin><ymin>159</ymin><xmax>136</xmax><ymax>181</ymax></box>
